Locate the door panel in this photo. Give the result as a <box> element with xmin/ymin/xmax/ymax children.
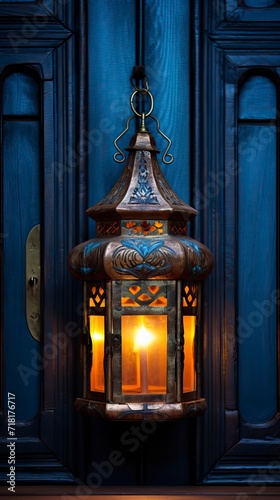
<box><xmin>195</xmin><ymin>0</ymin><xmax>280</xmax><ymax>484</ymax></box>
<box><xmin>238</xmin><ymin>77</ymin><xmax>277</xmax><ymax>423</ymax></box>
<box><xmin>3</xmin><ymin>71</ymin><xmax>41</xmax><ymax>421</ymax></box>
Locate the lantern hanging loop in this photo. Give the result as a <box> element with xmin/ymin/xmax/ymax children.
<box><xmin>130</xmin><ymin>89</ymin><xmax>153</xmax><ymax>117</ymax></box>
<box><xmin>113</xmin><ymin>72</ymin><xmax>173</xmax><ymax>165</ymax></box>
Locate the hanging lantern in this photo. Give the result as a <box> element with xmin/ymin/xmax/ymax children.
<box><xmin>68</xmin><ymin>77</ymin><xmax>213</xmax><ymax>420</ymax></box>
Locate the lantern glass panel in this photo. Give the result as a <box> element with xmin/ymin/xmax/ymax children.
<box><xmin>182</xmin><ymin>315</ymin><xmax>196</xmax><ymax>393</ymax></box>
<box><xmin>121</xmin><ymin>315</ymin><xmax>167</xmax><ymax>394</ymax></box>
<box><xmin>88</xmin><ymin>285</ymin><xmax>106</xmax><ymax>393</ymax></box>
<box><xmin>89</xmin><ymin>314</ymin><xmax>105</xmax><ymax>392</ymax></box>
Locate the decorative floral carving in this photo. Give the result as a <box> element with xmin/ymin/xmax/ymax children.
<box><xmin>69</xmin><ymin>241</ymin><xmax>103</xmax><ymax>277</ymax></box>
<box><xmin>181</xmin><ymin>238</ymin><xmax>213</xmax><ymax>277</ymax></box>
<box><xmin>112</xmin><ymin>238</ymin><xmax>175</xmax><ymax>278</ymax></box>
<box><xmin>129</xmin><ymin>152</ymin><xmax>158</xmax><ymax>204</ymax></box>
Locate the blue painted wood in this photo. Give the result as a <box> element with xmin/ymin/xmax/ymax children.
<box><xmin>238</xmin><ymin>124</ymin><xmax>277</xmax><ymax>423</ymax></box>
<box><xmin>223</xmin><ymin>1</ymin><xmax>280</xmax><ymax>24</ymax></box>
<box><xmin>87</xmin><ymin>0</ymin><xmax>135</xmax><ymax>235</ymax></box>
<box><xmin>198</xmin><ymin>2</ymin><xmax>280</xmax><ymax>482</ymax></box>
<box><xmin>87</xmin><ymin>1</ymin><xmax>193</xmax><ymax>487</ymax></box>
<box><xmin>3</xmin><ymin>73</ymin><xmax>39</xmax><ymax>115</ymax></box>
<box><xmin>239</xmin><ymin>75</ymin><xmax>276</xmax><ymax>120</ymax></box>
<box><xmin>3</xmin><ymin>119</ymin><xmax>40</xmax><ymax>421</ymax></box>
<box><xmin>238</xmin><ymin>75</ymin><xmax>277</xmax><ymax>424</ymax></box>
<box><xmin>244</xmin><ymin>0</ymin><xmax>276</xmax><ymax>6</ymax></box>
<box><xmin>145</xmin><ymin>0</ymin><xmax>191</xmax><ymax>206</ymax></box>
<box><xmin>0</xmin><ymin>437</ymin><xmax>76</xmax><ymax>484</ymax></box>
<box><xmin>227</xmin><ymin>6</ymin><xmax>280</xmax><ymax>22</ymax></box>
<box><xmin>0</xmin><ymin>0</ymin><xmax>79</xmax><ymax>484</ymax></box>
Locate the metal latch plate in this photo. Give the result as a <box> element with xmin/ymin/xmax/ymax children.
<box><xmin>26</xmin><ymin>224</ymin><xmax>40</xmax><ymax>342</ymax></box>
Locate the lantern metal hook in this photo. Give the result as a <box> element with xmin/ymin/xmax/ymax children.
<box><xmin>150</xmin><ymin>115</ymin><xmax>173</xmax><ymax>164</ymax></box>
<box><xmin>113</xmin><ymin>115</ymin><xmax>136</xmax><ymax>163</ymax></box>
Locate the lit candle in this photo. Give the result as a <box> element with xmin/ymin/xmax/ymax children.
<box><xmin>134</xmin><ymin>325</ymin><xmax>153</xmax><ymax>394</ymax></box>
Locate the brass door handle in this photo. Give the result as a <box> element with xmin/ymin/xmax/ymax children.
<box><xmin>26</xmin><ymin>225</ymin><xmax>40</xmax><ymax>342</ymax></box>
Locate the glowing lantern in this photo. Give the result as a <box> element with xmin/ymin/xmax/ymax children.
<box><xmin>68</xmin><ymin>83</ymin><xmax>213</xmax><ymax>420</ymax></box>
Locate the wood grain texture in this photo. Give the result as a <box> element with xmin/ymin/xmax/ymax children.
<box><xmin>244</xmin><ymin>0</ymin><xmax>276</xmax><ymax>6</ymax></box>
<box><xmin>3</xmin><ymin>114</ymin><xmax>40</xmax><ymax>422</ymax></box>
<box><xmin>3</xmin><ymin>73</ymin><xmax>39</xmax><ymax>116</ymax></box>
<box><xmin>87</xmin><ymin>0</ymin><xmax>135</xmax><ymax>237</ymax></box>
<box><xmin>238</xmin><ymin>124</ymin><xmax>277</xmax><ymax>423</ymax></box>
<box><xmin>214</xmin><ymin>1</ymin><xmax>280</xmax><ymax>27</ymax></box>
<box><xmin>145</xmin><ymin>0</ymin><xmax>191</xmax><ymax>207</ymax></box>
<box><xmin>239</xmin><ymin>75</ymin><xmax>276</xmax><ymax>120</ymax></box>
<box><xmin>0</xmin><ymin>437</ymin><xmax>75</xmax><ymax>485</ymax></box>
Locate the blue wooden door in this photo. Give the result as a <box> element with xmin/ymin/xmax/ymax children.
<box><xmin>1</xmin><ymin>0</ymin><xmax>280</xmax><ymax>490</ymax></box>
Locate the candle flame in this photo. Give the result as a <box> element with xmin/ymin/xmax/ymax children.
<box><xmin>134</xmin><ymin>325</ymin><xmax>153</xmax><ymax>350</ymax></box>
<box><xmin>91</xmin><ymin>331</ymin><xmax>103</xmax><ymax>341</ymax></box>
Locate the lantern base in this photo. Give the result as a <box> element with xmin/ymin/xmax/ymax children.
<box><xmin>74</xmin><ymin>398</ymin><xmax>206</xmax><ymax>421</ymax></box>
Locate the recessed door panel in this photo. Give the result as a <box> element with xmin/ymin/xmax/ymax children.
<box><xmin>2</xmin><ymin>73</ymin><xmax>41</xmax><ymax>422</ymax></box>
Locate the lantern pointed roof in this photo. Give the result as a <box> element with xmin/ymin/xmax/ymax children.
<box><xmin>86</xmin><ymin>129</ymin><xmax>197</xmax><ymax>223</ymax></box>
<box><xmin>68</xmin><ymin>127</ymin><xmax>213</xmax><ymax>283</ymax></box>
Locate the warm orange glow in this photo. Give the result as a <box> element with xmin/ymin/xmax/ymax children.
<box><xmin>183</xmin><ymin>316</ymin><xmax>196</xmax><ymax>392</ymax></box>
<box><xmin>90</xmin><ymin>289</ymin><xmax>105</xmax><ymax>307</ymax></box>
<box><xmin>182</xmin><ymin>285</ymin><xmax>197</xmax><ymax>307</ymax></box>
<box><xmin>134</xmin><ymin>325</ymin><xmax>153</xmax><ymax>350</ymax></box>
<box><xmin>121</xmin><ymin>285</ymin><xmax>167</xmax><ymax>307</ymax></box>
<box><xmin>89</xmin><ymin>315</ymin><xmax>105</xmax><ymax>392</ymax></box>
<box><xmin>122</xmin><ymin>315</ymin><xmax>167</xmax><ymax>395</ymax></box>
<box><xmin>133</xmin><ymin>324</ymin><xmax>154</xmax><ymax>393</ymax></box>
